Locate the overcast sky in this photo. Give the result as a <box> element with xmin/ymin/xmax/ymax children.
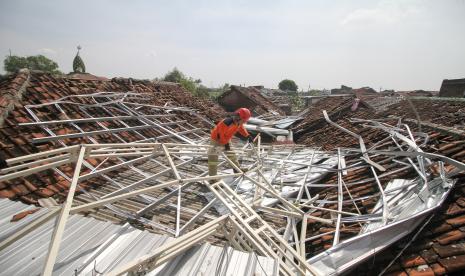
<box><xmin>1</xmin><ymin>0</ymin><xmax>464</xmax><ymax>90</ymax></box>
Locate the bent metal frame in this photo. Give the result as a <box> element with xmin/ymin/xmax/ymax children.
<box><xmin>0</xmin><ymin>91</ymin><xmax>464</xmax><ymax>276</ymax></box>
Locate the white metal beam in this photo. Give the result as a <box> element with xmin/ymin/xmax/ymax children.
<box><xmin>42</xmin><ymin>146</ymin><xmax>87</xmax><ymax>276</ymax></box>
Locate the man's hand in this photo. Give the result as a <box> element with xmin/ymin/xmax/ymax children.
<box><xmin>224</xmin><ymin>143</ymin><xmax>231</xmax><ymax>151</ymax></box>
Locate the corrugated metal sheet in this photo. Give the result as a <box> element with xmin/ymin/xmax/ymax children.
<box><xmin>0</xmin><ymin>199</ymin><xmax>276</xmax><ymax>276</ymax></box>
<box><xmin>307</xmin><ymin>177</ymin><xmax>456</xmax><ymax>275</ymax></box>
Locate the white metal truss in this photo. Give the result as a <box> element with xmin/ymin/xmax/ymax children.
<box><xmin>1</xmin><ymin>98</ymin><xmax>464</xmax><ymax>276</ymax></box>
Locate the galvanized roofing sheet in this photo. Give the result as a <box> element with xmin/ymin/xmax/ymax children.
<box><xmin>0</xmin><ymin>199</ymin><xmax>276</xmax><ymax>276</ymax></box>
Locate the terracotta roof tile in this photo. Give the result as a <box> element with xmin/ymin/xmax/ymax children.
<box><xmin>405</xmin><ymin>266</ymin><xmax>435</xmax><ymax>276</ymax></box>
<box><xmin>420</xmin><ymin>248</ymin><xmax>439</xmax><ymax>264</ymax></box>
<box><xmin>430</xmin><ymin>263</ymin><xmax>446</xmax><ymax>275</ymax></box>
<box><xmin>445</xmin><ymin>214</ymin><xmax>465</xmax><ymax>227</ymax></box>
<box><xmin>18</xmin><ymin>195</ymin><xmax>37</xmax><ymax>205</ymax></box>
<box><xmin>433</xmin><ymin>243</ymin><xmax>465</xmax><ymax>258</ymax></box>
<box><xmin>10</xmin><ymin>208</ymin><xmax>39</xmax><ymax>222</ymax></box>
<box><xmin>10</xmin><ymin>184</ymin><xmax>31</xmax><ymax>196</ymax></box>
<box><xmin>34</xmin><ymin>187</ymin><xmax>56</xmax><ymax>198</ymax></box>
<box><xmin>385</xmin><ymin>271</ymin><xmax>408</xmax><ymax>276</ymax></box>
<box><xmin>401</xmin><ymin>254</ymin><xmax>427</xmax><ymax>268</ymax></box>
<box><xmin>0</xmin><ymin>189</ymin><xmax>16</xmax><ymax>198</ymax></box>
<box><xmin>436</xmin><ymin>229</ymin><xmax>465</xmax><ymax>245</ymax></box>
<box><xmin>428</xmin><ymin>222</ymin><xmax>453</xmax><ymax>234</ymax></box>
<box><xmin>446</xmin><ymin>203</ymin><xmax>465</xmax><ymax>218</ymax></box>
<box><xmin>438</xmin><ymin>254</ymin><xmax>465</xmax><ymax>273</ymax></box>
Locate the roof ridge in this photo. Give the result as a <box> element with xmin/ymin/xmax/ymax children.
<box><xmin>0</xmin><ymin>69</ymin><xmax>31</xmax><ymax>127</ymax></box>
<box><xmin>226</xmin><ymin>85</ymin><xmax>286</xmax><ymax>115</ymax></box>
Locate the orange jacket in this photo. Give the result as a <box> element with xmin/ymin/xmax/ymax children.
<box><xmin>211</xmin><ymin>117</ymin><xmax>249</xmax><ymax>145</ymax></box>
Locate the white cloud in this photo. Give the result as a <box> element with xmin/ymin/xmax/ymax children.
<box><xmin>37</xmin><ymin>48</ymin><xmax>57</xmax><ymax>56</ymax></box>
<box><xmin>341</xmin><ymin>1</ymin><xmax>421</xmax><ymax>26</ymax></box>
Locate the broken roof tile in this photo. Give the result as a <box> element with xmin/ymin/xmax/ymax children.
<box><xmin>10</xmin><ymin>208</ymin><xmax>39</xmax><ymax>222</ymax></box>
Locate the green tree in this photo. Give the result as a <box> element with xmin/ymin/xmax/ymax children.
<box><xmin>195</xmin><ymin>84</ymin><xmax>210</xmax><ymax>98</ymax></box>
<box><xmin>288</xmin><ymin>91</ymin><xmax>304</xmax><ymax>112</ymax></box>
<box><xmin>179</xmin><ymin>78</ymin><xmax>196</xmax><ymax>93</ymax></box>
<box><xmin>278</xmin><ymin>79</ymin><xmax>298</xmax><ymax>92</ymax></box>
<box><xmin>221</xmin><ymin>83</ymin><xmax>230</xmax><ymax>92</ymax></box>
<box><xmin>163</xmin><ymin>67</ymin><xmax>185</xmax><ymax>83</ymax></box>
<box><xmin>4</xmin><ymin>55</ymin><xmax>61</xmax><ymax>74</ymax></box>
<box><xmin>161</xmin><ymin>68</ymin><xmax>212</xmax><ymax>99</ymax></box>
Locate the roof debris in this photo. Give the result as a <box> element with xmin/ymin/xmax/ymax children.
<box><xmin>1</xmin><ymin>71</ymin><xmax>465</xmax><ymax>275</ymax></box>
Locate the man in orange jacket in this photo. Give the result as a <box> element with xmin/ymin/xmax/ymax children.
<box><xmin>208</xmin><ymin>107</ymin><xmax>254</xmax><ymax>177</ymax></box>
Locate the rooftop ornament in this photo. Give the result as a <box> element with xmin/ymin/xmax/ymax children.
<box><xmin>72</xmin><ymin>45</ymin><xmax>86</xmax><ymax>73</ymax></box>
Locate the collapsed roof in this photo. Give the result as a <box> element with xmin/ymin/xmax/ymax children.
<box><xmin>217</xmin><ymin>85</ymin><xmax>285</xmax><ymax>116</ymax></box>
<box><xmin>0</xmin><ymin>72</ymin><xmax>465</xmax><ymax>275</ymax></box>
<box><xmin>291</xmin><ymin>95</ymin><xmax>465</xmax><ymax>275</ymax></box>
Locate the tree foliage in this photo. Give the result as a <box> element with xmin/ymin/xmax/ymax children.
<box><xmin>288</xmin><ymin>91</ymin><xmax>304</xmax><ymax>112</ymax></box>
<box><xmin>278</xmin><ymin>79</ymin><xmax>298</xmax><ymax>92</ymax></box>
<box><xmin>221</xmin><ymin>83</ymin><xmax>230</xmax><ymax>91</ymax></box>
<box><xmin>162</xmin><ymin>67</ymin><xmax>210</xmax><ymax>99</ymax></box>
<box><xmin>161</xmin><ymin>68</ymin><xmax>233</xmax><ymax>100</ymax></box>
<box><xmin>4</xmin><ymin>55</ymin><xmax>61</xmax><ymax>74</ymax></box>
<box><xmin>195</xmin><ymin>84</ymin><xmax>210</xmax><ymax>98</ymax></box>
<box><xmin>163</xmin><ymin>67</ymin><xmax>184</xmax><ymax>83</ymax></box>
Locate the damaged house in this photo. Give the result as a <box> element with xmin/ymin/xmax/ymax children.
<box><xmin>0</xmin><ymin>70</ymin><xmax>464</xmax><ymax>276</ymax></box>
<box><xmin>217</xmin><ymin>85</ymin><xmax>286</xmax><ymax>116</ymax></box>
<box><xmin>439</xmin><ymin>78</ymin><xmax>465</xmax><ymax>98</ymax></box>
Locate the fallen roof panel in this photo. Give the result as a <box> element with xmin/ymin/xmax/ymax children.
<box><xmin>0</xmin><ymin>198</ymin><xmax>277</xmax><ymax>276</ymax></box>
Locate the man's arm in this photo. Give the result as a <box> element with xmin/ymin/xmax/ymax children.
<box><xmin>237</xmin><ymin>124</ymin><xmax>250</xmax><ymax>138</ymax></box>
